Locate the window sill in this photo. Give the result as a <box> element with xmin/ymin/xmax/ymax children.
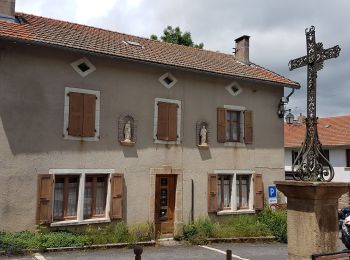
<box><xmin>216</xmin><ymin>209</ymin><xmax>255</xmax><ymax>216</ymax></box>
<box><xmin>63</xmin><ymin>135</ymin><xmax>100</xmax><ymax>142</ymax></box>
<box><xmin>345</xmin><ymin>167</ymin><xmax>350</xmax><ymax>171</ymax></box>
<box><xmin>50</xmin><ymin>218</ymin><xmax>110</xmax><ymax>227</ymax></box>
<box><xmin>223</xmin><ymin>142</ymin><xmax>246</xmax><ymax>148</ymax></box>
<box><xmin>154</xmin><ymin>139</ymin><xmax>181</xmax><ymax>145</ymax></box>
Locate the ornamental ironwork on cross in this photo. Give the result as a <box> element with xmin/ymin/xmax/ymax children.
<box><xmin>289</xmin><ymin>26</ymin><xmax>341</xmax><ymax>182</ymax></box>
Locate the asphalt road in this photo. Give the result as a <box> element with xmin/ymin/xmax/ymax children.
<box><xmin>1</xmin><ymin>238</ymin><xmax>347</xmax><ymax>260</ymax></box>
<box><xmin>1</xmin><ymin>242</ymin><xmax>287</xmax><ymax>260</ymax></box>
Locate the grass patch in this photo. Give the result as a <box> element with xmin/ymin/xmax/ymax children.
<box><xmin>182</xmin><ymin>208</ymin><xmax>287</xmax><ymax>245</ymax></box>
<box><xmin>0</xmin><ymin>222</ymin><xmax>154</xmax><ymax>255</ymax></box>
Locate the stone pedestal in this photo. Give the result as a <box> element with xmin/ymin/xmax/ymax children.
<box><xmin>275</xmin><ymin>181</ymin><xmax>349</xmax><ymax>260</ymax></box>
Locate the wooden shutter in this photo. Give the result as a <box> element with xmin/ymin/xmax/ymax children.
<box><xmin>68</xmin><ymin>92</ymin><xmax>84</xmax><ymax>136</ymax></box>
<box><xmin>217</xmin><ymin>108</ymin><xmax>226</xmax><ymax>143</ymax></box>
<box><xmin>244</xmin><ymin>110</ymin><xmax>253</xmax><ymax>144</ymax></box>
<box><xmin>253</xmin><ymin>174</ymin><xmax>264</xmax><ymax>210</ymax></box>
<box><xmin>207</xmin><ymin>174</ymin><xmax>218</xmax><ymax>212</ymax></box>
<box><xmin>37</xmin><ymin>174</ymin><xmax>53</xmax><ymax>224</ymax></box>
<box><xmin>157</xmin><ymin>102</ymin><xmax>169</xmax><ymax>140</ymax></box>
<box><xmin>346</xmin><ymin>149</ymin><xmax>350</xmax><ymax>167</ymax></box>
<box><xmin>82</xmin><ymin>94</ymin><xmax>96</xmax><ymax>137</ymax></box>
<box><xmin>168</xmin><ymin>103</ymin><xmax>178</xmax><ymax>141</ymax></box>
<box><xmin>110</xmin><ymin>174</ymin><xmax>123</xmax><ymax>219</ymax></box>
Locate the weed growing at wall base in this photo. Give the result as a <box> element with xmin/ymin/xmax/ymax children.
<box><xmin>0</xmin><ymin>222</ymin><xmax>155</xmax><ymax>255</ymax></box>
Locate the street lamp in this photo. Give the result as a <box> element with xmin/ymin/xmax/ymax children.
<box><xmin>285</xmin><ymin>110</ymin><xmax>294</xmax><ymax>125</ymax></box>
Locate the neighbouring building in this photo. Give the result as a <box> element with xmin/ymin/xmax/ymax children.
<box><xmin>285</xmin><ymin>115</ymin><xmax>350</xmax><ymax>208</ymax></box>
<box><xmin>0</xmin><ymin>0</ymin><xmax>299</xmax><ymax>234</ymax></box>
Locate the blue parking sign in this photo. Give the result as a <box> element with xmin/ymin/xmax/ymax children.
<box><xmin>268</xmin><ymin>185</ymin><xmax>277</xmax><ymax>204</ymax></box>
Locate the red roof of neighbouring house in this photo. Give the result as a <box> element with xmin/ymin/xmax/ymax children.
<box><xmin>0</xmin><ymin>13</ymin><xmax>300</xmax><ymax>88</ymax></box>
<box><xmin>285</xmin><ymin>115</ymin><xmax>350</xmax><ymax>148</ymax></box>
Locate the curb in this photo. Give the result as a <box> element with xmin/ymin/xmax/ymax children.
<box><xmin>207</xmin><ymin>236</ymin><xmax>276</xmax><ymax>243</ymax></box>
<box><xmin>0</xmin><ymin>240</ymin><xmax>156</xmax><ymax>256</ymax></box>
<box><xmin>45</xmin><ymin>240</ymin><xmax>156</xmax><ymax>252</ymax></box>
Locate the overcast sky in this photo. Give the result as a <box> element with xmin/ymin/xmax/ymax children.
<box><xmin>16</xmin><ymin>0</ymin><xmax>350</xmax><ymax>118</ymax></box>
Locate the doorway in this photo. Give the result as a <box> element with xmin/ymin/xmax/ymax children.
<box><xmin>155</xmin><ymin>175</ymin><xmax>177</xmax><ymax>235</ymax></box>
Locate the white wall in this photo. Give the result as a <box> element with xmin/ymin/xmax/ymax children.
<box><xmin>285</xmin><ymin>147</ymin><xmax>350</xmax><ymax>182</ymax></box>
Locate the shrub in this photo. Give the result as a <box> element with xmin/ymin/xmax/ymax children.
<box><xmin>128</xmin><ymin>222</ymin><xmax>154</xmax><ymax>243</ymax></box>
<box><xmin>183</xmin><ymin>217</ymin><xmax>215</xmax><ymax>245</ymax></box>
<box><xmin>258</xmin><ymin>207</ymin><xmax>287</xmax><ymax>243</ymax></box>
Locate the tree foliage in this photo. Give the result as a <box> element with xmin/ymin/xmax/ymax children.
<box><xmin>151</xmin><ymin>26</ymin><xmax>204</xmax><ymax>49</ymax></box>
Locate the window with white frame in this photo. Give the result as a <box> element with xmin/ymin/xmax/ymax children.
<box><xmin>153</xmin><ymin>98</ymin><xmax>181</xmax><ymax>144</ymax></box>
<box><xmin>63</xmin><ymin>87</ymin><xmax>100</xmax><ymax>141</ymax></box>
<box><xmin>208</xmin><ymin>171</ymin><xmax>258</xmax><ymax>214</ymax></box>
<box><xmin>36</xmin><ymin>169</ymin><xmax>124</xmax><ymax>226</ymax></box>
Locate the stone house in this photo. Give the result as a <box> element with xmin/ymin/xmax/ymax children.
<box><xmin>0</xmin><ymin>0</ymin><xmax>299</xmax><ymax>234</ymax></box>
<box><xmin>284</xmin><ymin>115</ymin><xmax>350</xmax><ymax>208</ymax></box>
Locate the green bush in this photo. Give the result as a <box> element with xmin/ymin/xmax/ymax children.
<box><xmin>0</xmin><ymin>222</ymin><xmax>155</xmax><ymax>255</ymax></box>
<box><xmin>258</xmin><ymin>207</ymin><xmax>287</xmax><ymax>243</ymax></box>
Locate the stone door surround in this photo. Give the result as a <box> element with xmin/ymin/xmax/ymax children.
<box><xmin>149</xmin><ymin>166</ymin><xmax>183</xmax><ymax>236</ymax></box>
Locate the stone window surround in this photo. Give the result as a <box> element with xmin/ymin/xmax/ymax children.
<box><xmin>63</xmin><ymin>87</ymin><xmax>101</xmax><ymax>142</ymax></box>
<box><xmin>153</xmin><ymin>98</ymin><xmax>182</xmax><ymax>145</ymax></box>
<box><xmin>158</xmin><ymin>72</ymin><xmax>178</xmax><ymax>89</ymax></box>
<box><xmin>71</xmin><ymin>57</ymin><xmax>96</xmax><ymax>78</ymax></box>
<box><xmin>214</xmin><ymin>169</ymin><xmax>255</xmax><ymax>215</ymax></box>
<box><xmin>223</xmin><ymin>105</ymin><xmax>246</xmax><ymax>147</ymax></box>
<box><xmin>225</xmin><ymin>82</ymin><xmax>243</xmax><ymax>97</ymax></box>
<box><xmin>149</xmin><ymin>166</ymin><xmax>183</xmax><ymax>236</ymax></box>
<box><xmin>49</xmin><ymin>168</ymin><xmax>114</xmax><ymax>227</ymax></box>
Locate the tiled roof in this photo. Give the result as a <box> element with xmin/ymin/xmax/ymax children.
<box><xmin>0</xmin><ymin>13</ymin><xmax>299</xmax><ymax>88</ymax></box>
<box><xmin>285</xmin><ymin>115</ymin><xmax>350</xmax><ymax>148</ymax></box>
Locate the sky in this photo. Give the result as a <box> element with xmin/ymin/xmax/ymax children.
<box><xmin>16</xmin><ymin>0</ymin><xmax>350</xmax><ymax>118</ymax></box>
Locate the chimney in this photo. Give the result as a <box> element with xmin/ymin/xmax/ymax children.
<box><xmin>0</xmin><ymin>0</ymin><xmax>16</xmax><ymax>23</ymax></box>
<box><xmin>234</xmin><ymin>35</ymin><xmax>250</xmax><ymax>64</ymax></box>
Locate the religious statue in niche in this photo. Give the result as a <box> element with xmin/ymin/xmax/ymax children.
<box><xmin>123</xmin><ymin>120</ymin><xmax>132</xmax><ymax>142</ymax></box>
<box><xmin>200</xmin><ymin>125</ymin><xmax>208</xmax><ymax>146</ymax></box>
<box><xmin>118</xmin><ymin>114</ymin><xmax>136</xmax><ymax>146</ymax></box>
<box><xmin>196</xmin><ymin>121</ymin><xmax>209</xmax><ymax>149</ymax></box>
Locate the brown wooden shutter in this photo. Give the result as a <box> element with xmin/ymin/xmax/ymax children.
<box><xmin>157</xmin><ymin>102</ymin><xmax>169</xmax><ymax>140</ymax></box>
<box><xmin>68</xmin><ymin>92</ymin><xmax>84</xmax><ymax>136</ymax></box>
<box><xmin>217</xmin><ymin>107</ymin><xmax>226</xmax><ymax>143</ymax></box>
<box><xmin>168</xmin><ymin>103</ymin><xmax>178</xmax><ymax>141</ymax></box>
<box><xmin>207</xmin><ymin>174</ymin><xmax>218</xmax><ymax>212</ymax></box>
<box><xmin>82</xmin><ymin>94</ymin><xmax>96</xmax><ymax>137</ymax></box>
<box><xmin>244</xmin><ymin>110</ymin><xmax>253</xmax><ymax>144</ymax></box>
<box><xmin>253</xmin><ymin>174</ymin><xmax>264</xmax><ymax>210</ymax></box>
<box><xmin>37</xmin><ymin>174</ymin><xmax>53</xmax><ymax>224</ymax></box>
<box><xmin>346</xmin><ymin>149</ymin><xmax>350</xmax><ymax>167</ymax></box>
<box><xmin>110</xmin><ymin>174</ymin><xmax>123</xmax><ymax>219</ymax></box>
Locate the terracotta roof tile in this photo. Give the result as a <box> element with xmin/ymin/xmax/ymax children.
<box><xmin>284</xmin><ymin>115</ymin><xmax>350</xmax><ymax>147</ymax></box>
<box><xmin>0</xmin><ymin>13</ymin><xmax>300</xmax><ymax>88</ymax></box>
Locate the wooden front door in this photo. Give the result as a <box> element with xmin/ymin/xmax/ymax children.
<box><xmin>155</xmin><ymin>175</ymin><xmax>176</xmax><ymax>235</ymax></box>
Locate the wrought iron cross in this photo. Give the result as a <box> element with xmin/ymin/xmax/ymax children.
<box><xmin>289</xmin><ymin>26</ymin><xmax>341</xmax><ymax>182</ymax></box>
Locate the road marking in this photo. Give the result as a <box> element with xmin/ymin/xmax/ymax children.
<box><xmin>199</xmin><ymin>245</ymin><xmax>250</xmax><ymax>260</ymax></box>
<box><xmin>34</xmin><ymin>253</ymin><xmax>47</xmax><ymax>260</ymax></box>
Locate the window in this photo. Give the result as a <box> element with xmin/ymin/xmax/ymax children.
<box><xmin>53</xmin><ymin>176</ymin><xmax>79</xmax><ymax>221</ymax></box>
<box><xmin>217</xmin><ymin>106</ymin><xmax>252</xmax><ymax>144</ymax></box>
<box><xmin>208</xmin><ymin>172</ymin><xmax>262</xmax><ymax>214</ymax></box>
<box><xmin>71</xmin><ymin>57</ymin><xmax>96</xmax><ymax>77</ymax></box>
<box><xmin>63</xmin><ymin>87</ymin><xmax>100</xmax><ymax>141</ymax></box>
<box><xmin>321</xmin><ymin>149</ymin><xmax>330</xmax><ymax>166</ymax></box>
<box><xmin>226</xmin><ymin>110</ymin><xmax>240</xmax><ymax>142</ymax></box>
<box><xmin>37</xmin><ymin>170</ymin><xmax>123</xmax><ymax>226</ymax></box>
<box><xmin>236</xmin><ymin>175</ymin><xmax>250</xmax><ymax>209</ymax></box>
<box><xmin>154</xmin><ymin>98</ymin><xmax>181</xmax><ymax>144</ymax></box>
<box><xmin>292</xmin><ymin>150</ymin><xmax>302</xmax><ymax>165</ymax></box>
<box><xmin>346</xmin><ymin>149</ymin><xmax>350</xmax><ymax>167</ymax></box>
<box><xmin>158</xmin><ymin>72</ymin><xmax>178</xmax><ymax>89</ymax></box>
<box><xmin>83</xmin><ymin>175</ymin><xmax>108</xmax><ymax>219</ymax></box>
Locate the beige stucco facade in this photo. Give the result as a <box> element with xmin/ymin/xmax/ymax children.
<box><xmin>0</xmin><ymin>40</ymin><xmax>286</xmax><ymax>232</ymax></box>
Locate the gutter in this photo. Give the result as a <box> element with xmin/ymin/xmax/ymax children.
<box><xmin>0</xmin><ymin>37</ymin><xmax>300</xmax><ymax>89</ymax></box>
